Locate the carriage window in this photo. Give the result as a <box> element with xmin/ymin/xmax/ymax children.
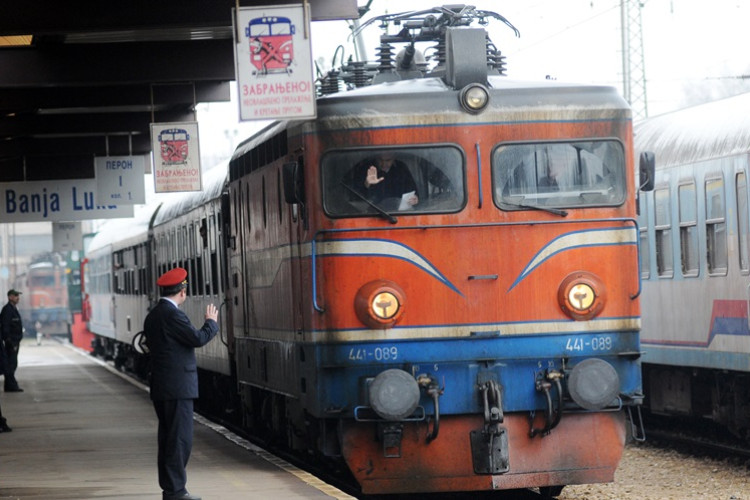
<box><xmin>262</xmin><ymin>176</ymin><xmax>268</xmax><ymax>227</ymax></box>
<box><xmin>638</xmin><ymin>194</ymin><xmax>650</xmax><ymax>279</ymax></box>
<box><xmin>736</xmin><ymin>172</ymin><xmax>749</xmax><ymax>273</ymax></box>
<box><xmin>678</xmin><ymin>181</ymin><xmax>699</xmax><ymax>277</ymax></box>
<box><xmin>654</xmin><ymin>187</ymin><xmax>673</xmax><ymax>278</ymax></box>
<box><xmin>322</xmin><ymin>146</ymin><xmax>465</xmax><ymax>217</ymax></box>
<box><xmin>705</xmin><ymin>175</ymin><xmax>728</xmax><ymax>275</ymax></box>
<box><xmin>493</xmin><ymin>140</ymin><xmax>626</xmax><ymax>209</ymax></box>
<box><xmin>277</xmin><ymin>169</ymin><xmax>283</xmax><ymax>225</ymax></box>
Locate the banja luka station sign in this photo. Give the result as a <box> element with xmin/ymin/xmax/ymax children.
<box><xmin>0</xmin><ymin>179</ymin><xmax>133</xmax><ymax>222</ymax></box>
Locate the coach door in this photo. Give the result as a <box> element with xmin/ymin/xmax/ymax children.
<box><xmin>283</xmin><ymin>156</ymin><xmax>306</xmax><ymax>336</ymax></box>
<box><xmin>228</xmin><ymin>179</ymin><xmax>248</xmax><ymax>342</ymax></box>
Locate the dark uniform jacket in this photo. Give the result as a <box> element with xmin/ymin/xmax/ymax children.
<box><xmin>353</xmin><ymin>159</ymin><xmax>417</xmax><ymax>203</ymax></box>
<box><xmin>0</xmin><ymin>302</ymin><xmax>23</xmax><ymax>342</ymax></box>
<box><xmin>144</xmin><ymin>299</ymin><xmax>218</xmax><ymax>401</ymax></box>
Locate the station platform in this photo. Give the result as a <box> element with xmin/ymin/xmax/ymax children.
<box><xmin>0</xmin><ymin>339</ymin><xmax>354</xmax><ymax>500</ymax></box>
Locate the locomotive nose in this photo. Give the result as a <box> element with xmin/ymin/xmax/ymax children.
<box><xmin>567</xmin><ymin>358</ymin><xmax>620</xmax><ymax>410</ymax></box>
<box><xmin>369</xmin><ymin>369</ymin><xmax>420</xmax><ymax>421</ymax></box>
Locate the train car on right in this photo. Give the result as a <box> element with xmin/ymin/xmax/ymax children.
<box><xmin>635</xmin><ymin>92</ymin><xmax>750</xmax><ymax>439</ymax></box>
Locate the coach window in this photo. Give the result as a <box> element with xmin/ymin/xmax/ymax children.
<box><xmin>261</xmin><ymin>176</ymin><xmax>268</xmax><ymax>228</ymax></box>
<box><xmin>245</xmin><ymin>183</ymin><xmax>251</xmax><ymax>233</ymax></box>
<box><xmin>155</xmin><ymin>236</ymin><xmax>161</xmax><ymax>276</ymax></box>
<box><xmin>209</xmin><ymin>214</ymin><xmax>219</xmax><ymax>296</ymax></box>
<box><xmin>200</xmin><ymin>218</ymin><xmax>209</xmax><ymax>295</ymax></box>
<box><xmin>134</xmin><ymin>245</ymin><xmax>140</xmax><ymax>293</ymax></box>
<box><xmin>322</xmin><ymin>145</ymin><xmax>465</xmax><ymax>217</ymax></box>
<box><xmin>113</xmin><ymin>251</ymin><xmax>122</xmax><ymax>293</ymax></box>
<box><xmin>189</xmin><ymin>223</ymin><xmax>198</xmax><ymax>296</ymax></box>
<box><xmin>161</xmin><ymin>234</ymin><xmax>167</xmax><ymax>276</ymax></box>
<box><xmin>654</xmin><ymin>186</ymin><xmax>673</xmax><ymax>278</ymax></box>
<box><xmin>170</xmin><ymin>228</ymin><xmax>177</xmax><ymax>269</ymax></box>
<box><xmin>638</xmin><ymin>194</ymin><xmax>650</xmax><ymax>279</ymax></box>
<box><xmin>736</xmin><ymin>172</ymin><xmax>749</xmax><ymax>273</ymax></box>
<box><xmin>181</xmin><ymin>225</ymin><xmax>189</xmax><ymax>289</ymax></box>
<box><xmin>494</xmin><ymin>140</ymin><xmax>626</xmax><ymax>210</ymax></box>
<box><xmin>233</xmin><ymin>188</ymin><xmax>239</xmax><ymax>235</ymax></box>
<box><xmin>277</xmin><ymin>169</ymin><xmax>283</xmax><ymax>225</ymax></box>
<box><xmin>705</xmin><ymin>174</ymin><xmax>728</xmax><ymax>275</ymax></box>
<box><xmin>678</xmin><ymin>180</ymin><xmax>699</xmax><ymax>277</ymax></box>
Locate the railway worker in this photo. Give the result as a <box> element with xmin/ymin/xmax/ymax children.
<box><xmin>1</xmin><ymin>289</ymin><xmax>24</xmax><ymax>392</ymax></box>
<box><xmin>354</xmin><ymin>152</ymin><xmax>419</xmax><ymax>208</ymax></box>
<box><xmin>144</xmin><ymin>267</ymin><xmax>219</xmax><ymax>500</ymax></box>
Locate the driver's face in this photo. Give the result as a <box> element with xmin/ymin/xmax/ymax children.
<box><xmin>376</xmin><ymin>156</ymin><xmax>395</xmax><ymax>172</ymax></box>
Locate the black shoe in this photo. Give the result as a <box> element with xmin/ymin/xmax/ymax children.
<box><xmin>163</xmin><ymin>493</ymin><xmax>201</xmax><ymax>500</ymax></box>
<box><xmin>5</xmin><ymin>387</ymin><xmax>23</xmax><ymax>392</ymax></box>
<box><xmin>0</xmin><ymin>418</ymin><xmax>12</xmax><ymax>432</ymax></box>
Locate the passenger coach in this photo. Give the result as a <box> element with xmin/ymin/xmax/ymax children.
<box><xmin>636</xmin><ymin>92</ymin><xmax>750</xmax><ymax>440</ymax></box>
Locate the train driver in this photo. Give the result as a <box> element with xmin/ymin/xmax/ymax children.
<box><xmin>353</xmin><ymin>153</ymin><xmax>419</xmax><ymax>209</ymax></box>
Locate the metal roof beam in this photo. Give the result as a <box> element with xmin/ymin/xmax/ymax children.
<box><xmin>0</xmin><ymin>40</ymin><xmax>235</xmax><ymax>87</ymax></box>
<box><xmin>0</xmin><ymin>134</ymin><xmax>152</xmax><ymax>158</ymax></box>
<box><xmin>0</xmin><ymin>109</ymin><xmax>195</xmax><ymax>136</ymax></box>
<box><xmin>0</xmin><ymin>82</ymin><xmax>229</xmax><ymax>112</ymax></box>
<box><xmin>0</xmin><ymin>0</ymin><xmax>358</xmax><ymax>35</ymax></box>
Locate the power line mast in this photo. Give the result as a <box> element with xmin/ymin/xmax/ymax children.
<box><xmin>620</xmin><ymin>0</ymin><xmax>648</xmax><ymax>119</ymax></box>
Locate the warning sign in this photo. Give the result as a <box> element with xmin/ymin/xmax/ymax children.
<box><xmin>235</xmin><ymin>4</ymin><xmax>316</xmax><ymax>121</ymax></box>
<box><xmin>150</xmin><ymin>122</ymin><xmax>202</xmax><ymax>193</ymax></box>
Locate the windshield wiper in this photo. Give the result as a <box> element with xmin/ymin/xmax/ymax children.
<box><xmin>503</xmin><ymin>199</ymin><xmax>568</xmax><ymax>217</ymax></box>
<box><xmin>341</xmin><ymin>182</ymin><xmax>398</xmax><ymax>224</ymax></box>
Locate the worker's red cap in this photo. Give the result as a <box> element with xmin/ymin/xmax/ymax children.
<box><xmin>156</xmin><ymin>267</ymin><xmax>188</xmax><ymax>288</ymax></box>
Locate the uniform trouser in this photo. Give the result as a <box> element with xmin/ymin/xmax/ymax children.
<box><xmin>153</xmin><ymin>399</ymin><xmax>194</xmax><ymax>496</ymax></box>
<box><xmin>3</xmin><ymin>340</ymin><xmax>19</xmax><ymax>390</ymax></box>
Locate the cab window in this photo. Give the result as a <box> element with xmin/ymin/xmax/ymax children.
<box><xmin>493</xmin><ymin>140</ymin><xmax>626</xmax><ymax>209</ymax></box>
<box><xmin>322</xmin><ymin>146</ymin><xmax>465</xmax><ymax>217</ymax></box>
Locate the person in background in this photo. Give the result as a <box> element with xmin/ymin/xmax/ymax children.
<box><xmin>144</xmin><ymin>267</ymin><xmax>218</xmax><ymax>500</ymax></box>
<box><xmin>1</xmin><ymin>289</ymin><xmax>24</xmax><ymax>392</ymax></box>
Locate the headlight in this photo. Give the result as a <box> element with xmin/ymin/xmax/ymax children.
<box><xmin>369</xmin><ymin>369</ymin><xmax>420</xmax><ymax>420</ymax></box>
<box><xmin>354</xmin><ymin>280</ymin><xmax>406</xmax><ymax>329</ymax></box>
<box><xmin>371</xmin><ymin>291</ymin><xmax>399</xmax><ymax>320</ymax></box>
<box><xmin>557</xmin><ymin>271</ymin><xmax>606</xmax><ymax>320</ymax></box>
<box><xmin>458</xmin><ymin>83</ymin><xmax>490</xmax><ymax>113</ymax></box>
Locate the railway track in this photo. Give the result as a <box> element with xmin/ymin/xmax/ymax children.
<box><xmin>643</xmin><ymin>413</ymin><xmax>750</xmax><ymax>460</ymax></box>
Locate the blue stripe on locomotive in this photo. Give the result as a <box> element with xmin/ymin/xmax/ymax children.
<box><xmin>305</xmin><ymin>331</ymin><xmax>641</xmax><ymax>415</ymax></box>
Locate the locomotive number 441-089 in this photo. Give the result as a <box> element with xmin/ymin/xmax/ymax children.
<box><xmin>348</xmin><ymin>346</ymin><xmax>399</xmax><ymax>362</ymax></box>
<box><xmin>566</xmin><ymin>336</ymin><xmax>614</xmax><ymax>352</ymax></box>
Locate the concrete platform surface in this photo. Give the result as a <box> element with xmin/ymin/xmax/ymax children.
<box><xmin>0</xmin><ymin>339</ymin><xmax>354</xmax><ymax>500</ymax></box>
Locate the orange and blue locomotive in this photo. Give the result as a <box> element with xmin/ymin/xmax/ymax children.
<box><xmin>227</xmin><ymin>6</ymin><xmax>649</xmax><ymax>497</ymax></box>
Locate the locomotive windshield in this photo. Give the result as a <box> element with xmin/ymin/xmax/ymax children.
<box><xmin>322</xmin><ymin>146</ymin><xmax>465</xmax><ymax>217</ymax></box>
<box><xmin>493</xmin><ymin>140</ymin><xmax>626</xmax><ymax>209</ymax></box>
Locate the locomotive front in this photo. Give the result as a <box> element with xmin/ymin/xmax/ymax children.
<box><xmin>231</xmin><ymin>6</ymin><xmax>646</xmax><ymax>498</ymax></box>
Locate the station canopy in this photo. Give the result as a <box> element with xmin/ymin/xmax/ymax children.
<box><xmin>0</xmin><ymin>1</ymin><xmax>358</xmax><ymax>182</ymax></box>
